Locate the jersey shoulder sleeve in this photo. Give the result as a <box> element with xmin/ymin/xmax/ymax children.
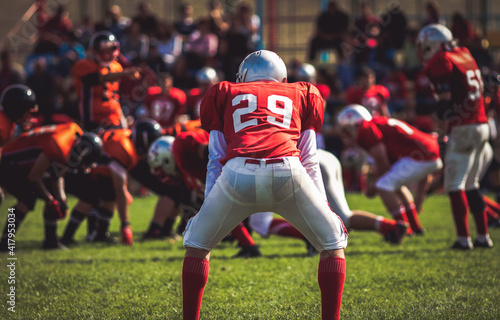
<box><xmin>103</xmin><ymin>129</ymin><xmax>138</xmax><ymax>170</ymax></box>
<box><xmin>41</xmin><ymin>123</ymin><xmax>83</xmax><ymax>163</ymax></box>
<box><xmin>171</xmin><ymin>87</ymin><xmax>187</xmax><ymax>104</ymax></box>
<box><xmin>357</xmin><ymin>120</ymin><xmax>383</xmax><ymax>151</ymax></box>
<box><xmin>73</xmin><ymin>59</ymin><xmax>99</xmax><ymax>78</ymax></box>
<box><xmin>301</xmin><ymin>82</ymin><xmax>324</xmax><ymax>132</ymax></box>
<box><xmin>109</xmin><ymin>60</ymin><xmax>123</xmax><ymax>73</ymax></box>
<box><xmin>425</xmin><ymin>51</ymin><xmax>453</xmax><ymax>80</ymax></box>
<box><xmin>200</xmin><ymin>82</ymin><xmax>229</xmax><ymax>132</ymax></box>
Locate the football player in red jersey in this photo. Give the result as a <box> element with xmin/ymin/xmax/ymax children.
<box><xmin>73</xmin><ymin>31</ymin><xmax>141</xmax><ymax>131</ymax></box>
<box><xmin>0</xmin><ymin>123</ymin><xmax>103</xmax><ymax>250</ymax></box>
<box><xmin>418</xmin><ymin>24</ymin><xmax>494</xmax><ymax>249</ymax></box>
<box><xmin>143</xmin><ymin>73</ymin><xmax>187</xmax><ymax>127</ymax></box>
<box><xmin>345</xmin><ymin>66</ymin><xmax>391</xmax><ymax>117</ymax></box>
<box><xmin>147</xmin><ymin>132</ymin><xmax>262</xmax><ymax>258</ymax></box>
<box><xmin>179</xmin><ymin>50</ymin><xmax>347</xmax><ymax>320</ymax></box>
<box><xmin>186</xmin><ymin>67</ymin><xmax>220</xmax><ymax>120</ymax></box>
<box><xmin>338</xmin><ymin>104</ymin><xmax>443</xmax><ymax>235</ymax></box>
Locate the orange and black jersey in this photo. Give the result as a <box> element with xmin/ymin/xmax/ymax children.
<box><xmin>73</xmin><ymin>59</ymin><xmax>123</xmax><ymax>130</ymax></box>
<box><xmin>93</xmin><ymin>129</ymin><xmax>139</xmax><ymax>176</ymax></box>
<box><xmin>163</xmin><ymin>119</ymin><xmax>203</xmax><ymax>137</ymax></box>
<box><xmin>1</xmin><ymin>122</ymin><xmax>83</xmax><ymax>167</ymax></box>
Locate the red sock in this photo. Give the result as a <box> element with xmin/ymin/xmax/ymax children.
<box><xmin>404</xmin><ymin>203</ymin><xmax>424</xmax><ymax>233</ymax></box>
<box><xmin>486</xmin><ymin>206</ymin><xmax>499</xmax><ymax>220</ymax></box>
<box><xmin>483</xmin><ymin>195</ymin><xmax>500</xmax><ymax>215</ymax></box>
<box><xmin>375</xmin><ymin>216</ymin><xmax>397</xmax><ymax>236</ymax></box>
<box><xmin>182</xmin><ymin>257</ymin><xmax>210</xmax><ymax>320</ymax></box>
<box><xmin>230</xmin><ymin>223</ymin><xmax>255</xmax><ymax>246</ymax></box>
<box><xmin>389</xmin><ymin>206</ymin><xmax>411</xmax><ymax>235</ymax></box>
<box><xmin>318</xmin><ymin>257</ymin><xmax>346</xmax><ymax>320</ymax></box>
<box><xmin>269</xmin><ymin>218</ymin><xmax>305</xmax><ymax>239</ymax></box>
<box><xmin>449</xmin><ymin>190</ymin><xmax>469</xmax><ymax>237</ymax></box>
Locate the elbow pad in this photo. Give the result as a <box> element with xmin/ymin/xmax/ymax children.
<box><xmin>436</xmin><ymin>99</ymin><xmax>452</xmax><ymax>121</ymax></box>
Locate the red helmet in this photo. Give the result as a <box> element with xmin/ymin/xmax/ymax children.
<box><xmin>90</xmin><ymin>31</ymin><xmax>120</xmax><ymax>67</ymax></box>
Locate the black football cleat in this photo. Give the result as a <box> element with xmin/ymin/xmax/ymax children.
<box><xmin>451</xmin><ymin>241</ymin><xmax>473</xmax><ymax>250</ymax></box>
<box><xmin>233</xmin><ymin>245</ymin><xmax>262</xmax><ymax>258</ymax></box>
<box><xmin>473</xmin><ymin>238</ymin><xmax>493</xmax><ymax>248</ymax></box>
<box><xmin>42</xmin><ymin>240</ymin><xmax>68</xmax><ymax>250</ymax></box>
<box><xmin>384</xmin><ymin>221</ymin><xmax>408</xmax><ymax>245</ymax></box>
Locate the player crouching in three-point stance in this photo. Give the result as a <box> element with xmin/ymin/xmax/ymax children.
<box><xmin>417</xmin><ymin>24</ymin><xmax>494</xmax><ymax>249</ymax></box>
<box><xmin>181</xmin><ymin>50</ymin><xmax>348</xmax><ymax>320</ymax></box>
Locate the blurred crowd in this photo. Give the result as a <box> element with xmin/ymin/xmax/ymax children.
<box><xmin>2</xmin><ymin>0</ymin><xmax>500</xmax><ymax>195</ymax></box>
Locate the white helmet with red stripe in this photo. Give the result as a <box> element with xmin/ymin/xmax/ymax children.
<box><xmin>337</xmin><ymin>104</ymin><xmax>373</xmax><ymax>137</ymax></box>
<box><xmin>417</xmin><ymin>24</ymin><xmax>454</xmax><ymax>62</ymax></box>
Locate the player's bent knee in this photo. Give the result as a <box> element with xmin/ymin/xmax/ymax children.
<box><xmin>320</xmin><ymin>248</ymin><xmax>345</xmax><ymax>260</ymax></box>
<box><xmin>185</xmin><ymin>247</ymin><xmax>211</xmax><ymax>261</ymax></box>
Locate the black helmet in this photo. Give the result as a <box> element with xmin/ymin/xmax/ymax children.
<box><xmin>131</xmin><ymin>119</ymin><xmax>163</xmax><ymax>156</ymax></box>
<box><xmin>67</xmin><ymin>132</ymin><xmax>104</xmax><ymax>169</ymax></box>
<box><xmin>89</xmin><ymin>31</ymin><xmax>120</xmax><ymax>67</ymax></box>
<box><xmin>0</xmin><ymin>84</ymin><xmax>37</xmax><ymax>121</ymax></box>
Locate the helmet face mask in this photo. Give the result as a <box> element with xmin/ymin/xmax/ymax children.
<box><xmin>417</xmin><ymin>24</ymin><xmax>454</xmax><ymax>63</ymax></box>
<box><xmin>236</xmin><ymin>50</ymin><xmax>287</xmax><ymax>83</ymax></box>
<box><xmin>147</xmin><ymin>136</ymin><xmax>176</xmax><ymax>178</ymax></box>
<box><xmin>130</xmin><ymin>119</ymin><xmax>163</xmax><ymax>156</ymax></box>
<box><xmin>0</xmin><ymin>84</ymin><xmax>39</xmax><ymax>130</ymax></box>
<box><xmin>337</xmin><ymin>104</ymin><xmax>373</xmax><ymax>138</ymax></box>
<box><xmin>67</xmin><ymin>132</ymin><xmax>103</xmax><ymax>173</ymax></box>
<box><xmin>90</xmin><ymin>31</ymin><xmax>120</xmax><ymax>67</ymax></box>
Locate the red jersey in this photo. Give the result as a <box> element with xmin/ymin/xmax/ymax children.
<box><xmin>144</xmin><ymin>86</ymin><xmax>187</xmax><ymax>127</ymax></box>
<box><xmin>424</xmin><ymin>46</ymin><xmax>487</xmax><ymax>128</ymax></box>
<box><xmin>186</xmin><ymin>87</ymin><xmax>205</xmax><ymax>120</ymax></box>
<box><xmin>200</xmin><ymin>81</ymin><xmax>324</xmax><ymax>164</ymax></box>
<box><xmin>73</xmin><ymin>59</ymin><xmax>124</xmax><ymax>129</ymax></box>
<box><xmin>0</xmin><ymin>111</ymin><xmax>15</xmax><ymax>147</ymax></box>
<box><xmin>2</xmin><ymin>122</ymin><xmax>83</xmax><ymax>166</ymax></box>
<box><xmin>173</xmin><ymin>130</ymin><xmax>209</xmax><ymax>191</ymax></box>
<box><xmin>345</xmin><ymin>84</ymin><xmax>390</xmax><ymax>116</ymax></box>
<box><xmin>101</xmin><ymin>129</ymin><xmax>139</xmax><ymax>171</ymax></box>
<box><xmin>356</xmin><ymin>117</ymin><xmax>440</xmax><ymax>163</ymax></box>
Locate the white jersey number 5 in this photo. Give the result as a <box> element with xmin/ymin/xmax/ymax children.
<box><xmin>232</xmin><ymin>94</ymin><xmax>293</xmax><ymax>133</ymax></box>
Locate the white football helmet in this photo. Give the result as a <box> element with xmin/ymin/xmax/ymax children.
<box><xmin>147</xmin><ymin>136</ymin><xmax>176</xmax><ymax>176</ymax></box>
<box><xmin>337</xmin><ymin>104</ymin><xmax>373</xmax><ymax>137</ymax></box>
<box><xmin>236</xmin><ymin>50</ymin><xmax>287</xmax><ymax>83</ymax></box>
<box><xmin>296</xmin><ymin>63</ymin><xmax>317</xmax><ymax>83</ymax></box>
<box><xmin>417</xmin><ymin>24</ymin><xmax>454</xmax><ymax>62</ymax></box>
<box><xmin>196</xmin><ymin>67</ymin><xmax>219</xmax><ymax>85</ymax></box>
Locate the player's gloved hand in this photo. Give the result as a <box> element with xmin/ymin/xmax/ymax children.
<box><xmin>45</xmin><ymin>200</ymin><xmax>66</xmax><ymax>219</ymax></box>
<box><xmin>58</xmin><ymin>201</ymin><xmax>69</xmax><ymax>218</ymax></box>
<box><xmin>120</xmin><ymin>224</ymin><xmax>133</xmax><ymax>246</ymax></box>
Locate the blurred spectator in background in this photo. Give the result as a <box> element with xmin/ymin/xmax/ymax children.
<box><xmin>469</xmin><ymin>36</ymin><xmax>494</xmax><ymax>69</ymax></box>
<box><xmin>308</xmin><ymin>1</ymin><xmax>350</xmax><ymax>62</ymax></box>
<box><xmin>232</xmin><ymin>1</ymin><xmax>261</xmax><ymax>51</ymax></box>
<box><xmin>0</xmin><ymin>51</ymin><xmax>25</xmax><ymax>93</ymax></box>
<box><xmin>57</xmin><ymin>31</ymin><xmax>86</xmax><ymax>77</ymax></box>
<box><xmin>154</xmin><ymin>21</ymin><xmax>183</xmax><ymax>72</ymax></box>
<box><xmin>143</xmin><ymin>73</ymin><xmax>186</xmax><ymax>127</ymax></box>
<box><xmin>345</xmin><ymin>66</ymin><xmax>390</xmax><ymax>117</ymax></box>
<box><xmin>35</xmin><ymin>4</ymin><xmax>73</xmax><ymax>55</ymax></box>
<box><xmin>401</xmin><ymin>28</ymin><xmax>421</xmax><ymax>80</ymax></box>
<box><xmin>451</xmin><ymin>12</ymin><xmax>476</xmax><ymax>48</ymax></box>
<box><xmin>380</xmin><ymin>2</ymin><xmax>408</xmax><ymax>50</ymax></box>
<box><xmin>121</xmin><ymin>21</ymin><xmax>150</xmax><ymax>62</ymax></box>
<box><xmin>353</xmin><ymin>1</ymin><xmax>382</xmax><ymax>65</ymax></box>
<box><xmin>147</xmin><ymin>40</ymin><xmax>169</xmax><ymax>73</ymax></box>
<box><xmin>207</xmin><ymin>0</ymin><xmax>229</xmax><ymax>37</ymax></box>
<box><xmin>174</xmin><ymin>2</ymin><xmax>197</xmax><ymax>38</ymax></box>
<box><xmin>74</xmin><ymin>15</ymin><xmax>94</xmax><ymax>48</ymax></box>
<box><xmin>106</xmin><ymin>5</ymin><xmax>131</xmax><ymax>42</ymax></box>
<box><xmin>132</xmin><ymin>1</ymin><xmax>159</xmax><ymax>37</ymax></box>
<box><xmin>421</xmin><ymin>1</ymin><xmax>443</xmax><ymax>27</ymax></box>
<box><xmin>26</xmin><ymin>57</ymin><xmax>57</xmax><ymax>124</ymax></box>
<box><xmin>174</xmin><ymin>17</ymin><xmax>218</xmax><ymax>88</ymax></box>
<box><xmin>412</xmin><ymin>70</ymin><xmax>436</xmax><ymax>133</ymax></box>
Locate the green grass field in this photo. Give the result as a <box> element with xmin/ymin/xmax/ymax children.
<box><xmin>0</xmin><ymin>193</ymin><xmax>499</xmax><ymax>320</ymax></box>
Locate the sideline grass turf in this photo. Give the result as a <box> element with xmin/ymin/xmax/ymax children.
<box><xmin>0</xmin><ymin>193</ymin><xmax>498</xmax><ymax>319</ymax></box>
